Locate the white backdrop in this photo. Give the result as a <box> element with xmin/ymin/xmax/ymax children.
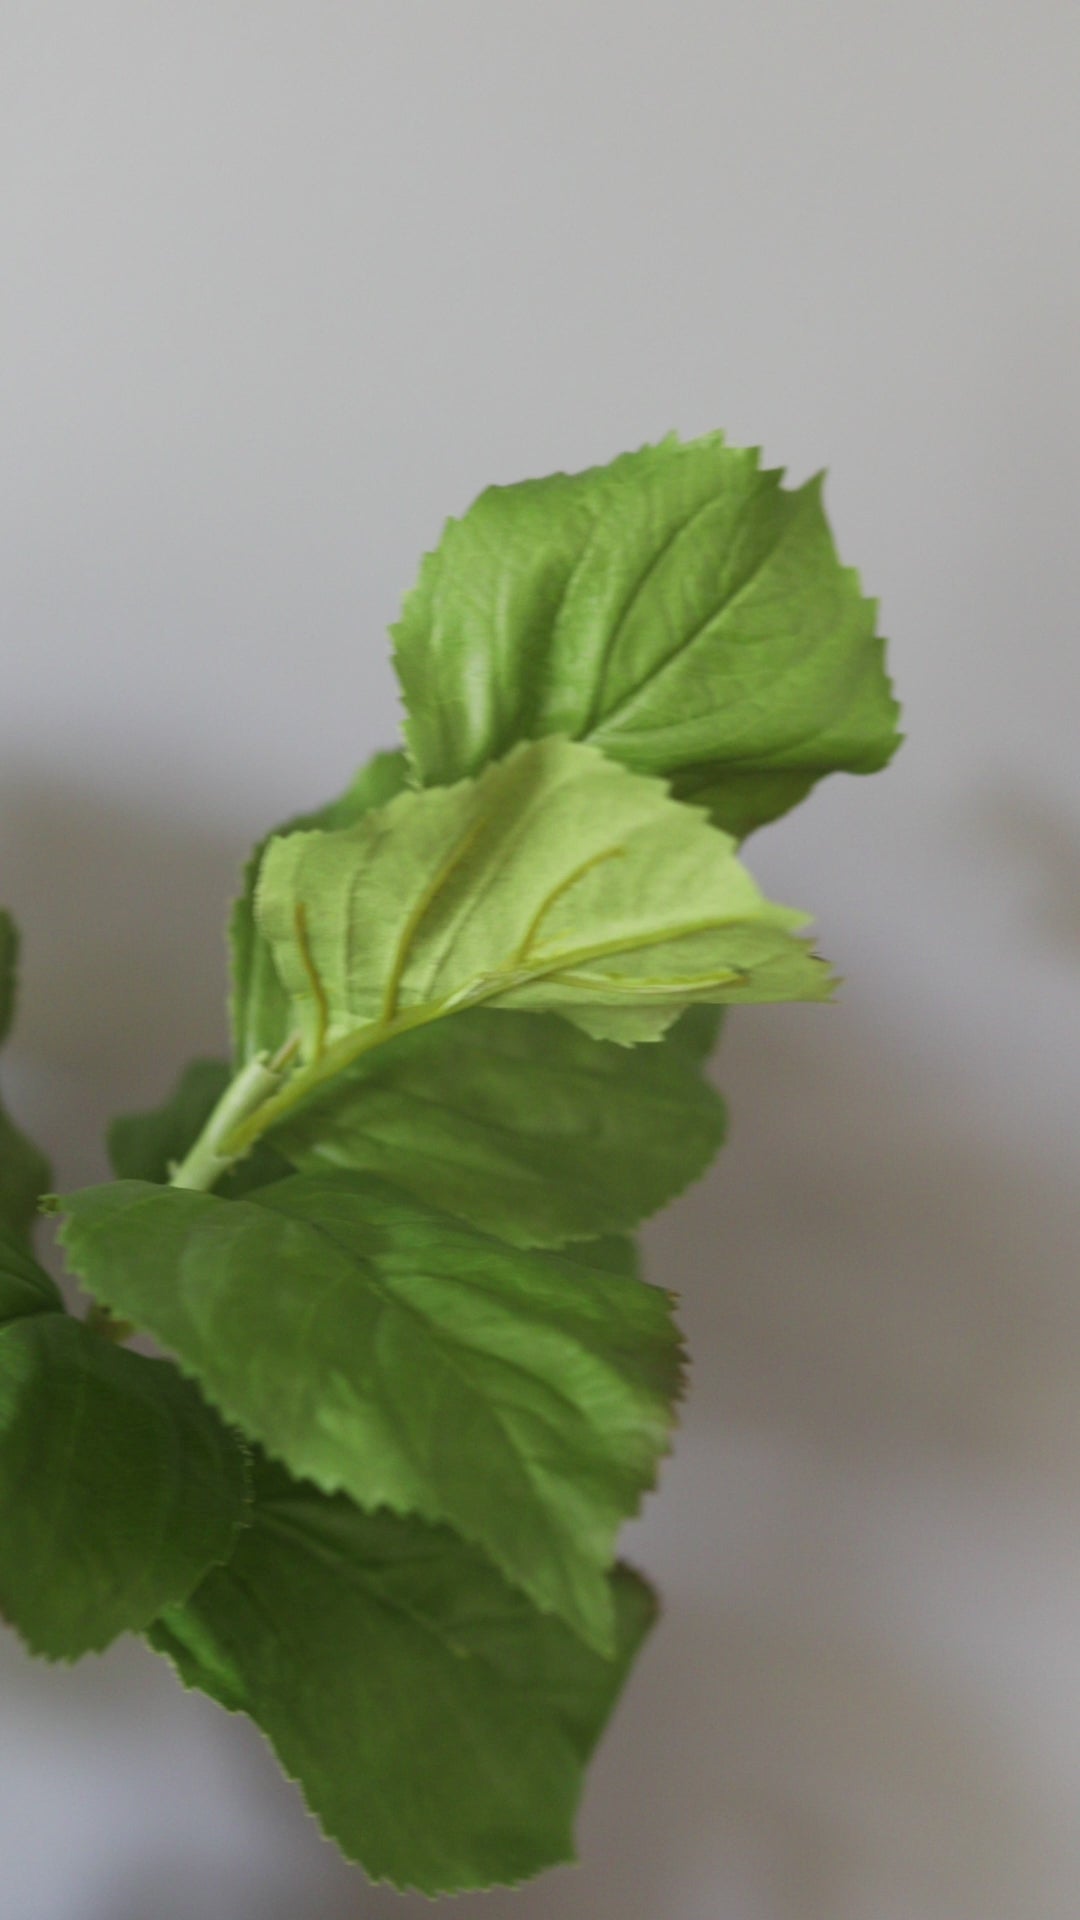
<box><xmin>2</xmin><ymin>6</ymin><xmax>1079</xmax><ymax>1917</ymax></box>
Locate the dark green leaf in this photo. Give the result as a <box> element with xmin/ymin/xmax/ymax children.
<box><xmin>665</xmin><ymin>1003</ymin><xmax>724</xmax><ymax>1062</ymax></box>
<box><xmin>149</xmin><ymin>1457</ymin><xmax>655</xmax><ymax>1893</ymax></box>
<box><xmin>57</xmin><ymin>1173</ymin><xmax>683</xmax><ymax>1651</ymax></box>
<box><xmin>273</xmin><ymin>1005</ymin><xmax>725</xmax><ymax>1247</ymax></box>
<box><xmin>230</xmin><ymin>748</ymin><xmax>730</xmax><ymax>1249</ymax></box>
<box><xmin>0</xmin><ymin>1226</ymin><xmax>63</xmax><ymax>1322</ymax></box>
<box><xmin>0</xmin><ymin>1229</ymin><xmax>248</xmax><ymax>1659</ymax></box>
<box><xmin>562</xmin><ymin>1233</ymin><xmax>640</xmax><ymax>1279</ymax></box>
<box><xmin>0</xmin><ymin>1107</ymin><xmax>51</xmax><ymax>1249</ymax></box>
<box><xmin>0</xmin><ymin>909</ymin><xmax>51</xmax><ymax>1246</ymax></box>
<box><xmin>392</xmin><ymin>432</ymin><xmax>900</xmax><ymax>836</ymax></box>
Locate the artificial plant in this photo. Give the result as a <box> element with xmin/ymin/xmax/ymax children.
<box><xmin>0</xmin><ymin>432</ymin><xmax>899</xmax><ymax>1894</ymax></box>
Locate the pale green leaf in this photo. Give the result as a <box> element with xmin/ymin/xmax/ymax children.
<box><xmin>272</xmin><ymin>1006</ymin><xmax>725</xmax><ymax>1247</ymax></box>
<box><xmin>149</xmin><ymin>1456</ymin><xmax>655</xmax><ymax>1894</ymax></box>
<box><xmin>57</xmin><ymin>1172</ymin><xmax>683</xmax><ymax>1651</ymax></box>
<box><xmin>115</xmin><ymin>1035</ymin><xmax>655</xmax><ymax>1264</ymax></box>
<box><xmin>230</xmin><ymin>750</ymin><xmax>727</xmax><ymax>1247</ymax></box>
<box><xmin>230</xmin><ymin>750</ymin><xmax>409</xmax><ymax>1062</ymax></box>
<box><xmin>254</xmin><ymin>737</ymin><xmax>831</xmax><ymax>1077</ymax></box>
<box><xmin>666</xmin><ymin>1002</ymin><xmax>725</xmax><ymax>1061</ymax></box>
<box><xmin>0</xmin><ymin>1227</ymin><xmax>248</xmax><ymax>1659</ymax></box>
<box><xmin>393</xmin><ymin>432</ymin><xmax>900</xmax><ymax>837</ymax></box>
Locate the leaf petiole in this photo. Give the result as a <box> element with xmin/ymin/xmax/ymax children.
<box><xmin>170</xmin><ymin>1051</ymin><xmax>288</xmax><ymax>1193</ymax></box>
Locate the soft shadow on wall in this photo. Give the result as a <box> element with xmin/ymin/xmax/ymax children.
<box><xmin>982</xmin><ymin>779</ymin><xmax>1080</xmax><ymax>964</ymax></box>
<box><xmin>2</xmin><ymin>776</ymin><xmax>1078</xmax><ymax>1920</ymax></box>
<box><xmin>0</xmin><ymin>767</ymin><xmax>245</xmax><ymax>1187</ymax></box>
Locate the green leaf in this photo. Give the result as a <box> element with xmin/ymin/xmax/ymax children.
<box><xmin>665</xmin><ymin>1002</ymin><xmax>724</xmax><ymax>1061</ymax></box>
<box><xmin>0</xmin><ymin>1228</ymin><xmax>64</xmax><ymax>1322</ymax></box>
<box><xmin>0</xmin><ymin>1228</ymin><xmax>248</xmax><ymax>1659</ymax></box>
<box><xmin>0</xmin><ymin>1107</ymin><xmax>51</xmax><ymax>1249</ymax></box>
<box><xmin>230</xmin><ymin>750</ymin><xmax>727</xmax><ymax>1248</ymax></box>
<box><xmin>230</xmin><ymin>750</ymin><xmax>410</xmax><ymax>1062</ymax></box>
<box><xmin>0</xmin><ymin>909</ymin><xmax>51</xmax><ymax>1246</ymax></box>
<box><xmin>149</xmin><ymin>1457</ymin><xmax>655</xmax><ymax>1893</ymax></box>
<box><xmin>254</xmin><ymin>736</ymin><xmax>831</xmax><ymax>1072</ymax></box>
<box><xmin>109</xmin><ymin>1059</ymin><xmax>292</xmax><ymax>1198</ymax></box>
<box><xmin>562</xmin><ymin>1232</ymin><xmax>640</xmax><ymax>1279</ymax></box>
<box><xmin>57</xmin><ymin>1172</ymin><xmax>683</xmax><ymax>1651</ymax></box>
<box><xmin>111</xmin><ymin>1037</ymin><xmax>664</xmax><ymax>1257</ymax></box>
<box><xmin>392</xmin><ymin>432</ymin><xmax>900</xmax><ymax>837</ymax></box>
<box><xmin>272</xmin><ymin>1005</ymin><xmax>726</xmax><ymax>1247</ymax></box>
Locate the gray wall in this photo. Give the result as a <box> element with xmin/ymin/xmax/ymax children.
<box><xmin>2</xmin><ymin>6</ymin><xmax>1079</xmax><ymax>1916</ymax></box>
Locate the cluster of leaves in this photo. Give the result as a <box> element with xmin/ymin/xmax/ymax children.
<box><xmin>0</xmin><ymin>434</ymin><xmax>898</xmax><ymax>1893</ymax></box>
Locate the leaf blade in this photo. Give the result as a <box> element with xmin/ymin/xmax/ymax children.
<box><xmin>393</xmin><ymin>433</ymin><xmax>900</xmax><ymax>835</ymax></box>
<box><xmin>0</xmin><ymin>1106</ymin><xmax>51</xmax><ymax>1249</ymax></box>
<box><xmin>149</xmin><ymin>1459</ymin><xmax>655</xmax><ymax>1893</ymax></box>
<box><xmin>273</xmin><ymin>1005</ymin><xmax>726</xmax><ymax>1246</ymax></box>
<box><xmin>0</xmin><ymin>1230</ymin><xmax>249</xmax><ymax>1659</ymax></box>
<box><xmin>230</xmin><ymin>750</ymin><xmax>410</xmax><ymax>1062</ymax></box>
<box><xmin>255</xmin><ymin>737</ymin><xmax>832</xmax><ymax>1066</ymax></box>
<box><xmin>57</xmin><ymin>1173</ymin><xmax>683</xmax><ymax>1651</ymax></box>
<box><xmin>0</xmin><ymin>909</ymin><xmax>51</xmax><ymax>1247</ymax></box>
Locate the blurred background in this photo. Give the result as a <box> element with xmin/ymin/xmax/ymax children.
<box><xmin>2</xmin><ymin>4</ymin><xmax>1079</xmax><ymax>1916</ymax></box>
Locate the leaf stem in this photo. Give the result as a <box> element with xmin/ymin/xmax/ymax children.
<box><xmin>170</xmin><ymin>1052</ymin><xmax>285</xmax><ymax>1192</ymax></box>
<box><xmin>221</xmin><ymin>1001</ymin><xmax>450</xmax><ymax>1159</ymax></box>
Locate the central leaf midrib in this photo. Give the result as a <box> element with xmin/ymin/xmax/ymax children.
<box><xmin>236</xmin><ymin>905</ymin><xmax>768</xmax><ymax>1157</ymax></box>
<box><xmin>581</xmin><ymin>473</ymin><xmax>772</xmax><ymax>737</ymax></box>
<box><xmin>290</xmin><ymin>1207</ymin><xmax>617</xmax><ymax>1437</ymax></box>
<box><xmin>259</xmin><ymin>1501</ymin><xmax>557</xmax><ymax>1676</ymax></box>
